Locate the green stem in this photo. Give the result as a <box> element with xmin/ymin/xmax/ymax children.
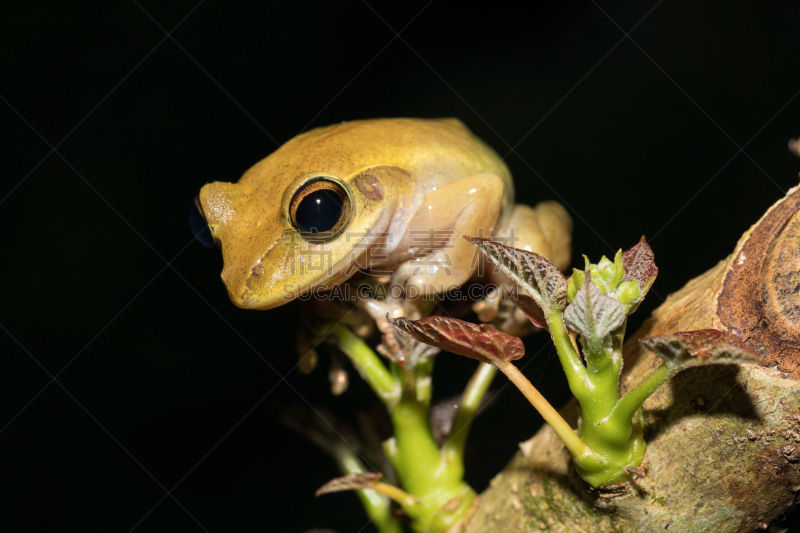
<box><xmin>606</xmin><ymin>363</ymin><xmax>670</xmax><ymax>429</ymax></box>
<box><xmin>372</xmin><ymin>481</ymin><xmax>420</xmax><ymax>511</ymax></box>
<box><xmin>332</xmin><ymin>325</ymin><xmax>400</xmax><ymax>405</ymax></box>
<box><xmin>442</xmin><ymin>363</ymin><xmax>497</xmax><ymax>465</ymax></box>
<box><xmin>332</xmin><ymin>323</ymin><xmax>476</xmax><ymax>531</ymax></box>
<box><xmin>546</xmin><ymin>310</ymin><xmax>590</xmax><ymax>398</ymax></box>
<box><xmin>498</xmin><ymin>362</ymin><xmax>604</xmax><ymax>470</ymax></box>
<box><xmin>415</xmin><ymin>356</ymin><xmax>435</xmax><ymax>405</ymax></box>
<box><xmin>390</xmin><ymin>374</ymin><xmax>443</xmax><ymax>497</ymax></box>
<box><xmin>337</xmin><ymin>452</ymin><xmax>404</xmax><ymax>533</ymax></box>
<box><xmin>390</xmin><ymin>361</ymin><xmax>476</xmax><ymax>532</ymax></box>
<box><xmin>579</xmin><ymin>324</ymin><xmax>627</xmax><ymax>425</ymax></box>
<box><xmin>579</xmin><ymin>340</ymin><xmax>623</xmax><ymax>422</ymax></box>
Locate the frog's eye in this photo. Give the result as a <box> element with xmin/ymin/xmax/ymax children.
<box><xmin>189</xmin><ymin>196</ymin><xmax>215</xmax><ymax>247</ymax></box>
<box><xmin>290</xmin><ymin>178</ymin><xmax>351</xmax><ymax>237</ymax></box>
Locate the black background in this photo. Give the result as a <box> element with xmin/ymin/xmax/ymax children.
<box><xmin>2</xmin><ymin>1</ymin><xmax>800</xmax><ymax>532</ymax></box>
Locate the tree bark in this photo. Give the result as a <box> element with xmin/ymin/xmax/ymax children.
<box><xmin>463</xmin><ymin>185</ymin><xmax>800</xmax><ymax>532</ymax></box>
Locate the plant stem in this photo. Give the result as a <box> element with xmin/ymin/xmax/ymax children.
<box><xmin>332</xmin><ymin>325</ymin><xmax>400</xmax><ymax>405</ymax></box>
<box><xmin>546</xmin><ymin>310</ymin><xmax>590</xmax><ymax>398</ymax></box>
<box><xmin>338</xmin><ymin>452</ymin><xmax>404</xmax><ymax>533</ymax></box>
<box><xmin>579</xmin><ymin>325</ymin><xmax>627</xmax><ymax>429</ymax></box>
<box><xmin>443</xmin><ymin>363</ymin><xmax>497</xmax><ymax>465</ymax></box>
<box><xmin>497</xmin><ymin>362</ymin><xmax>600</xmax><ymax>467</ymax></box>
<box><xmin>390</xmin><ymin>360</ymin><xmax>476</xmax><ymax>532</ymax></box>
<box><xmin>415</xmin><ymin>356</ymin><xmax>435</xmax><ymax>405</ymax></box>
<box><xmin>608</xmin><ymin>363</ymin><xmax>670</xmax><ymax>427</ymax></box>
<box><xmin>372</xmin><ymin>481</ymin><xmax>420</xmax><ymax>510</ymax></box>
<box><xmin>390</xmin><ymin>376</ymin><xmax>444</xmax><ymax>497</ymax></box>
<box><xmin>332</xmin><ymin>323</ymin><xmax>476</xmax><ymax>531</ymax></box>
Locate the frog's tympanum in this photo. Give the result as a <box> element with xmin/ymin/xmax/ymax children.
<box><xmin>194</xmin><ymin>118</ymin><xmax>572</xmax><ymax>311</ymax></box>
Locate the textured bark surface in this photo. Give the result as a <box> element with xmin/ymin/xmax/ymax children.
<box><xmin>463</xmin><ymin>185</ymin><xmax>800</xmax><ymax>533</ymax></box>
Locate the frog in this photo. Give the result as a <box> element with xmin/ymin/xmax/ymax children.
<box><xmin>193</xmin><ymin>118</ymin><xmax>572</xmax><ymax>321</ymax></box>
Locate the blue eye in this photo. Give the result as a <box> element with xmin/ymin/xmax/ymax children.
<box><xmin>189</xmin><ymin>197</ymin><xmax>214</xmax><ymax>247</ymax></box>
<box><xmin>290</xmin><ymin>179</ymin><xmax>350</xmax><ymax>236</ymax></box>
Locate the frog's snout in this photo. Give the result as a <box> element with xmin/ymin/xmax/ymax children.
<box><xmin>216</xmin><ymin>228</ymin><xmax>302</xmax><ymax>311</ymax></box>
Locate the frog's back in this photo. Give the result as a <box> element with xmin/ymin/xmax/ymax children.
<box><xmin>238</xmin><ymin>117</ymin><xmax>514</xmax><ymax>209</ymax></box>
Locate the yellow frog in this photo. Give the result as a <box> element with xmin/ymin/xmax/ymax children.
<box><xmin>194</xmin><ymin>118</ymin><xmax>571</xmax><ymax>312</ymax></box>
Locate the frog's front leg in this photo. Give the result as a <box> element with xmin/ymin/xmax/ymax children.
<box><xmin>477</xmin><ymin>200</ymin><xmax>573</xmax><ymax>333</ymax></box>
<box><xmin>393</xmin><ymin>174</ymin><xmax>505</xmax><ymax>296</ymax></box>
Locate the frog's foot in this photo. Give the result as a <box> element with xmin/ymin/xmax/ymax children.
<box><xmin>328</xmin><ymin>350</ymin><xmax>349</xmax><ymax>395</ymax></box>
<box><xmin>389</xmin><ymin>259</ymin><xmax>416</xmax><ymax>289</ymax></box>
<box><xmin>356</xmin><ymin>286</ymin><xmax>426</xmax><ymax>333</ymax></box>
<box><xmin>480</xmin><ymin>201</ymin><xmax>572</xmax><ymax>337</ymax></box>
<box><xmin>399</xmin><ymin>173</ymin><xmax>506</xmax><ymax>298</ymax></box>
<box><xmin>493</xmin><ymin>294</ymin><xmax>539</xmax><ymax>337</ymax></box>
<box><xmin>402</xmin><ymin>249</ymin><xmax>464</xmax><ymax>298</ymax></box>
<box><xmin>470</xmin><ymin>285</ymin><xmax>538</xmax><ymax>336</ymax></box>
<box><xmin>472</xmin><ymin>286</ymin><xmax>501</xmax><ymax>322</ymax></box>
<box><xmin>489</xmin><ymin>201</ymin><xmax>573</xmax><ymax>275</ymax></box>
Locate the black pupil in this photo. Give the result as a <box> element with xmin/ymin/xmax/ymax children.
<box><xmin>295</xmin><ymin>188</ymin><xmax>343</xmax><ymax>233</ymax></box>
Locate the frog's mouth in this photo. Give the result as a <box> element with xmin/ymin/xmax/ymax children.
<box><xmin>225</xmin><ymin>230</ymin><xmax>360</xmax><ymax>311</ymax></box>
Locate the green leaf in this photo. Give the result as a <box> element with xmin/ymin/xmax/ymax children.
<box><xmin>567</xmin><ymin>238</ymin><xmax>657</xmax><ymax>314</ymax></box>
<box><xmin>465</xmin><ymin>236</ymin><xmax>567</xmax><ymax>313</ymax></box>
<box><xmin>640</xmin><ymin>329</ymin><xmax>764</xmax><ymax>376</ymax></box>
<box><xmin>566</xmin><ymin>268</ymin><xmax>586</xmax><ymax>303</ymax></box>
<box><xmin>387</xmin><ymin>314</ymin><xmax>525</xmax><ymax>366</ymax></box>
<box><xmin>588</xmin><ymin>251</ymin><xmax>625</xmax><ymax>294</ymax></box>
<box><xmin>563</xmin><ymin>274</ymin><xmax>625</xmax><ymax>341</ymax></box>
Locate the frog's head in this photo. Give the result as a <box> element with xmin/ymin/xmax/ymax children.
<box><xmin>195</xmin><ymin>159</ymin><xmax>405</xmax><ymax>310</ymax></box>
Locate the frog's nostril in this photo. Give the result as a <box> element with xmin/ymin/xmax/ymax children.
<box><xmin>189</xmin><ymin>197</ymin><xmax>214</xmax><ymax>247</ymax></box>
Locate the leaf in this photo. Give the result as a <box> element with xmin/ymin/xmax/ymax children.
<box><xmin>315</xmin><ymin>472</ymin><xmax>383</xmax><ymax>496</ymax></box>
<box><xmin>376</xmin><ymin>329</ymin><xmax>440</xmax><ymax>367</ymax></box>
<box><xmin>387</xmin><ymin>314</ymin><xmax>525</xmax><ymax>366</ymax></box>
<box><xmin>508</xmin><ymin>286</ymin><xmax>549</xmax><ymax>330</ymax></box>
<box><xmin>429</xmin><ymin>390</ymin><xmax>499</xmax><ymax>445</ymax></box>
<box><xmin>622</xmin><ymin>236</ymin><xmax>658</xmax><ymax>288</ymax></box>
<box><xmin>465</xmin><ymin>236</ymin><xmax>567</xmax><ymax>313</ymax></box>
<box><xmin>640</xmin><ymin>329</ymin><xmax>764</xmax><ymax>376</ymax></box>
<box><xmin>563</xmin><ymin>274</ymin><xmax>626</xmax><ymax>341</ymax></box>
<box><xmin>566</xmin><ymin>268</ymin><xmax>586</xmax><ymax>303</ymax></box>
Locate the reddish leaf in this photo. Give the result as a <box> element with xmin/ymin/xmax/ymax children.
<box><xmin>640</xmin><ymin>329</ymin><xmax>763</xmax><ymax>375</ymax></box>
<box><xmin>622</xmin><ymin>236</ymin><xmax>658</xmax><ymax>287</ymax></box>
<box><xmin>387</xmin><ymin>314</ymin><xmax>525</xmax><ymax>366</ymax></box>
<box><xmin>465</xmin><ymin>237</ymin><xmax>567</xmax><ymax>313</ymax></box>
<box><xmin>509</xmin><ymin>286</ymin><xmax>549</xmax><ymax>330</ymax></box>
<box><xmin>376</xmin><ymin>329</ymin><xmax>440</xmax><ymax>367</ymax></box>
<box><xmin>315</xmin><ymin>472</ymin><xmax>382</xmax><ymax>496</ymax></box>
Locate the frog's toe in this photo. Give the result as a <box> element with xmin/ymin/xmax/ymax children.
<box><xmin>402</xmin><ymin>250</ymin><xmax>470</xmax><ymax>299</ymax></box>
<box><xmin>492</xmin><ymin>297</ymin><xmax>539</xmax><ymax>337</ymax></box>
<box><xmin>389</xmin><ymin>260</ymin><xmax>415</xmax><ymax>287</ymax></box>
<box><xmin>472</xmin><ymin>286</ymin><xmax>501</xmax><ymax>322</ymax></box>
